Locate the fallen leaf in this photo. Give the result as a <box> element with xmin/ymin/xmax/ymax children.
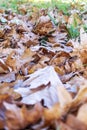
<box><xmin>0</xmin><ymin>59</ymin><xmax>11</xmax><ymax>74</ymax></box>
<box><xmin>77</xmin><ymin>103</ymin><xmax>87</xmax><ymax>125</ymax></box>
<box><xmin>66</xmin><ymin>114</ymin><xmax>87</xmax><ymax>130</ymax></box>
<box><xmin>3</xmin><ymin>102</ymin><xmax>43</xmax><ymax>130</ymax></box>
<box><xmin>0</xmin><ymin>72</ymin><xmax>15</xmax><ymax>83</ymax></box>
<box><xmin>15</xmin><ymin>66</ymin><xmax>61</xmax><ymax>108</ymax></box>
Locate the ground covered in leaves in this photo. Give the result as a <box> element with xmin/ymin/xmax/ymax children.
<box><xmin>0</xmin><ymin>1</ymin><xmax>87</xmax><ymax>130</ymax></box>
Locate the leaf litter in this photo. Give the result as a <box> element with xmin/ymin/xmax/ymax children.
<box><xmin>0</xmin><ymin>2</ymin><xmax>87</xmax><ymax>130</ymax></box>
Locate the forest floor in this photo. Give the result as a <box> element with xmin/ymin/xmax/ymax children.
<box><xmin>0</xmin><ymin>0</ymin><xmax>87</xmax><ymax>130</ymax></box>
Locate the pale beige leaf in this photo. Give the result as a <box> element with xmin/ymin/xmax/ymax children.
<box><xmin>77</xmin><ymin>104</ymin><xmax>87</xmax><ymax>125</ymax></box>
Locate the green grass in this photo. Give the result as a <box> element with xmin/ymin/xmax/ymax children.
<box><xmin>67</xmin><ymin>25</ymin><xmax>80</xmax><ymax>39</ymax></box>
<box><xmin>0</xmin><ymin>0</ymin><xmax>71</xmax><ymax>13</ymax></box>
<box><xmin>0</xmin><ymin>0</ymin><xmax>87</xmax><ymax>9</ymax></box>
<box><xmin>0</xmin><ymin>0</ymin><xmax>28</xmax><ymax>12</ymax></box>
<box><xmin>0</xmin><ymin>0</ymin><xmax>86</xmax><ymax>14</ymax></box>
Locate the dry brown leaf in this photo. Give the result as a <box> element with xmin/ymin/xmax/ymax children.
<box><xmin>0</xmin><ymin>72</ymin><xmax>15</xmax><ymax>83</ymax></box>
<box><xmin>18</xmin><ymin>5</ymin><xmax>27</xmax><ymax>15</ymax></box>
<box><xmin>0</xmin><ymin>94</ymin><xmax>12</xmax><ymax>103</ymax></box>
<box><xmin>66</xmin><ymin>114</ymin><xmax>87</xmax><ymax>130</ymax></box>
<box><xmin>48</xmin><ymin>32</ymin><xmax>67</xmax><ymax>44</ymax></box>
<box><xmin>5</xmin><ymin>51</ymin><xmax>18</xmax><ymax>71</ymax></box>
<box><xmin>21</xmin><ymin>48</ymin><xmax>36</xmax><ymax>63</ymax></box>
<box><xmin>15</xmin><ymin>65</ymin><xmax>72</xmax><ymax>120</ymax></box>
<box><xmin>3</xmin><ymin>102</ymin><xmax>43</xmax><ymax>130</ymax></box>
<box><xmin>58</xmin><ymin>121</ymin><xmax>74</xmax><ymax>130</ymax></box>
<box><xmin>57</xmin><ymin>84</ymin><xmax>72</xmax><ymax>109</ymax></box>
<box><xmin>15</xmin><ymin>66</ymin><xmax>61</xmax><ymax>108</ymax></box>
<box><xmin>43</xmin><ymin>103</ymin><xmax>62</xmax><ymax>123</ymax></box>
<box><xmin>33</xmin><ymin>21</ymin><xmax>54</xmax><ymax>35</ymax></box>
<box><xmin>0</xmin><ymin>120</ymin><xmax>4</xmax><ymax>130</ymax></box>
<box><xmin>71</xmin><ymin>82</ymin><xmax>87</xmax><ymax>109</ymax></box>
<box><xmin>77</xmin><ymin>103</ymin><xmax>87</xmax><ymax>125</ymax></box>
<box><xmin>0</xmin><ymin>59</ymin><xmax>11</xmax><ymax>74</ymax></box>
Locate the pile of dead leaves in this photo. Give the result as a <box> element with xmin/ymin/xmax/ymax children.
<box><xmin>0</xmin><ymin>4</ymin><xmax>87</xmax><ymax>130</ymax></box>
